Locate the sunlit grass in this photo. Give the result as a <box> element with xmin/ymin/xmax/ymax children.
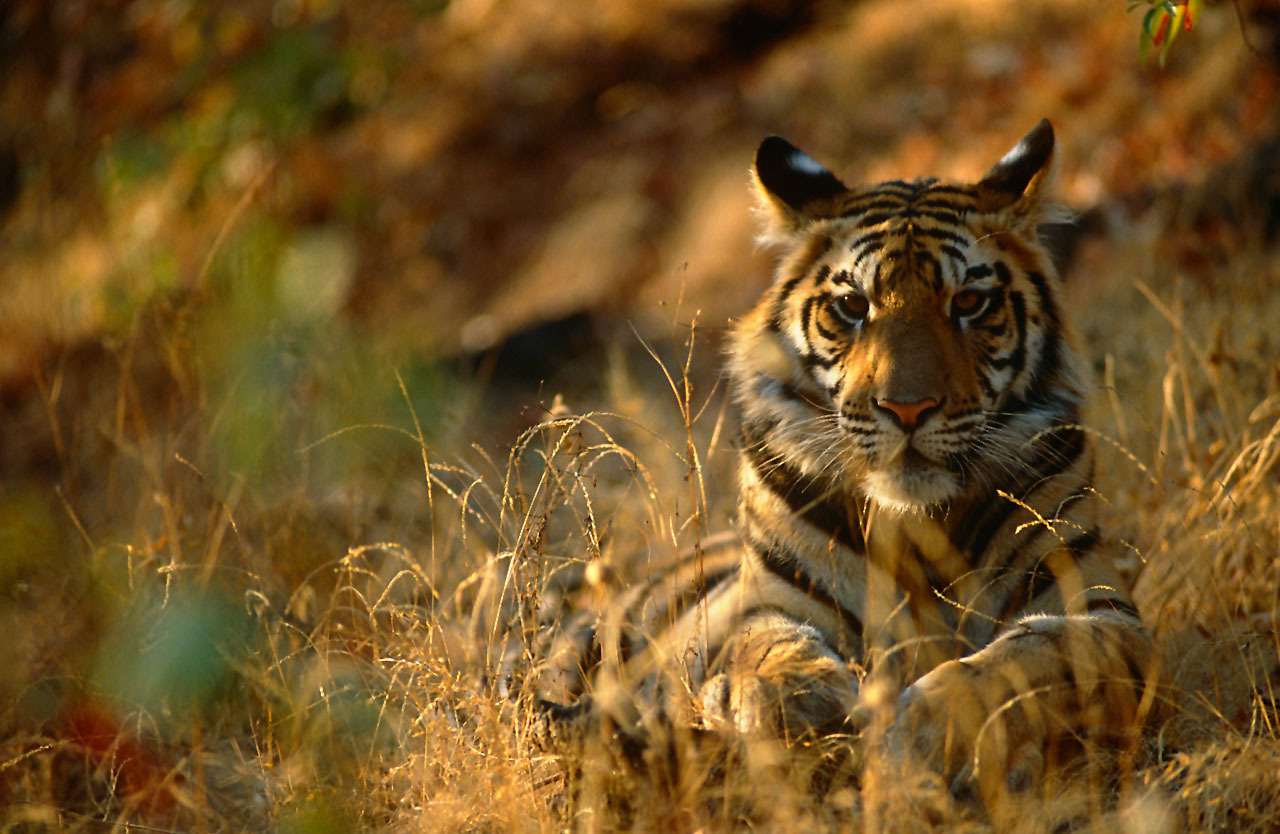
<box><xmin>4</xmin><ymin>206</ymin><xmax>1279</xmax><ymax>832</ymax></box>
<box><xmin>1</xmin><ymin>1</ymin><xmax>1277</xmax><ymax>831</ymax></box>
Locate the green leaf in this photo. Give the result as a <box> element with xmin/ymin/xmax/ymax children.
<box><xmin>1139</xmin><ymin>7</ymin><xmax>1159</xmax><ymax>64</ymax></box>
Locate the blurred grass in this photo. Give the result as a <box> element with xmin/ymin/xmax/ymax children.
<box><xmin>1</xmin><ymin>0</ymin><xmax>1279</xmax><ymax>831</ymax></box>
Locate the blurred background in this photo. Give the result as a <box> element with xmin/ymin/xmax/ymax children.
<box><xmin>4</xmin><ymin>0</ymin><xmax>1278</xmax><ymax>432</ymax></box>
<box><xmin>2</xmin><ymin>0</ymin><xmax>1279</xmax><ymax>829</ymax></box>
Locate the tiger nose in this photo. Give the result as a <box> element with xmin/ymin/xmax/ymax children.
<box><xmin>874</xmin><ymin>397</ymin><xmax>941</xmax><ymax>430</ymax></box>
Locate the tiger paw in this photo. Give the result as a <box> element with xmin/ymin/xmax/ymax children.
<box><xmin>884</xmin><ymin>658</ymin><xmax>1047</xmax><ymax>805</ymax></box>
<box><xmin>699</xmin><ymin>670</ymin><xmax>859</xmax><ymax>739</ymax></box>
<box><xmin>699</xmin><ymin>671</ymin><xmax>776</xmax><ymax>734</ymax></box>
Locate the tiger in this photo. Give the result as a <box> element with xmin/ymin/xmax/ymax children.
<box><xmin>505</xmin><ymin>119</ymin><xmax>1157</xmax><ymax>808</ymax></box>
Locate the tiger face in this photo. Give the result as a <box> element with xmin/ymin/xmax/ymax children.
<box><xmin>732</xmin><ymin>121</ymin><xmax>1082</xmax><ymax>513</ymax></box>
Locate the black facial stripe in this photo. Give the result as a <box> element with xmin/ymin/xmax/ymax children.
<box><xmin>1025</xmin><ymin>271</ymin><xmax>1060</xmax><ymax>327</ymax></box>
<box><xmin>979</xmin><ymin>292</ymin><xmax>1024</xmax><ymax>372</ymax></box>
<box><xmin>842</xmin><ymin>197</ymin><xmax>911</xmax><ymax>216</ymax></box>
<box><xmin>802</xmin><ymin>348</ymin><xmax>840</xmax><ymax>372</ymax></box>
<box><xmin>1006</xmin><ymin>291</ymin><xmax>1028</xmax><ymax>378</ymax></box>
<box><xmin>948</xmin><ymin>413</ymin><xmax>985</xmax><ymax>429</ymax></box>
<box><xmin>937</xmin><ymin>243</ymin><xmax>966</xmax><ymax>265</ymax></box>
<box><xmin>917</xmin><ymin>183</ymin><xmax>971</xmax><ymax>198</ymax></box>
<box><xmin>909</xmin><ymin>248</ymin><xmax>944</xmax><ymax>292</ymax></box>
<box><xmin>812</xmin><ymin>302</ymin><xmax>841</xmax><ymax>341</ymax></box>
<box><xmin>870</xmin><ymin>261</ymin><xmax>885</xmax><ymax>301</ymax></box>
<box><xmin>909</xmin><ymin>226</ymin><xmax>969</xmax><ymax>247</ymax></box>
<box><xmin>849</xmin><ymin>231</ymin><xmax>888</xmax><ymax>261</ymax></box>
<box><xmin>915</xmin><ymin>196</ymin><xmax>971</xmax><ymax>212</ymax></box>
<box><xmin>911</xmin><ymin>209</ymin><xmax>963</xmax><ymax>225</ymax></box>
<box><xmin>856</xmin><ymin>212</ymin><xmax>898</xmax><ymax>228</ymax></box>
<box><xmin>1003</xmin><ymin>327</ymin><xmax>1067</xmax><ymax>418</ymax></box>
<box><xmin>800</xmin><ymin>293</ymin><xmax>819</xmax><ymax>341</ymax></box>
<box><xmin>770</xmin><ymin>266</ymin><xmax>822</xmax><ymax>331</ymax></box>
<box><xmin>975</xmin><ymin>372</ymin><xmax>999</xmax><ymax>402</ymax></box>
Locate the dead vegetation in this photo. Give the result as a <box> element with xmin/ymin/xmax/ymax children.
<box><xmin>2</xmin><ymin>0</ymin><xmax>1280</xmax><ymax>831</ymax></box>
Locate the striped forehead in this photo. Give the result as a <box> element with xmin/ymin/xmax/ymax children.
<box><xmin>821</xmin><ymin>180</ymin><xmax>980</xmax><ymax>299</ymax></box>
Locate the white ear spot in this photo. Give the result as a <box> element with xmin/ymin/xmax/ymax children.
<box><xmin>995</xmin><ymin>140</ymin><xmax>1029</xmax><ymax>169</ymax></box>
<box><xmin>788</xmin><ymin>150</ymin><xmax>828</xmax><ymax>177</ymax></box>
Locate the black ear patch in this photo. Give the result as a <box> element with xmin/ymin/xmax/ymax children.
<box><xmin>755</xmin><ymin>136</ymin><xmax>848</xmax><ymax>212</ymax></box>
<box><xmin>978</xmin><ymin>119</ymin><xmax>1055</xmax><ymax>200</ymax></box>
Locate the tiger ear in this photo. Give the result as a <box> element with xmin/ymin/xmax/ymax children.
<box><xmin>975</xmin><ymin>119</ymin><xmax>1056</xmax><ymax>215</ymax></box>
<box><xmin>753</xmin><ymin>136</ymin><xmax>848</xmax><ymax>240</ymax></box>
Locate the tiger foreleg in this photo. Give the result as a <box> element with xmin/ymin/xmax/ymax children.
<box><xmin>700</xmin><ymin>613</ymin><xmax>864</xmax><ymax>739</ymax></box>
<box><xmin>885</xmin><ymin>613</ymin><xmax>1155</xmax><ymax>805</ymax></box>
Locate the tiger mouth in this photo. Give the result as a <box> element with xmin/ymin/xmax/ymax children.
<box><xmin>897</xmin><ymin>446</ymin><xmax>934</xmax><ymax>469</ymax></box>
<box><xmin>864</xmin><ymin>447</ymin><xmax>961</xmax><ymax>510</ymax></box>
<box><xmin>879</xmin><ymin>435</ymin><xmax>947</xmax><ymax>471</ymax></box>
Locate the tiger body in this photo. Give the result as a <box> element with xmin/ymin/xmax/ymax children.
<box><xmin>529</xmin><ymin>121</ymin><xmax>1152</xmax><ymax>803</ymax></box>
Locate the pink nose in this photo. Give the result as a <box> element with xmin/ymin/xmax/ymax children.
<box><xmin>875</xmin><ymin>397</ymin><xmax>940</xmax><ymax>430</ymax></box>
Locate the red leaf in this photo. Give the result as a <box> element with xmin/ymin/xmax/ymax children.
<box><xmin>1153</xmin><ymin>11</ymin><xmax>1171</xmax><ymax>46</ymax></box>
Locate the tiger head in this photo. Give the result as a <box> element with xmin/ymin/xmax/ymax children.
<box><xmin>730</xmin><ymin>120</ymin><xmax>1086</xmax><ymax>513</ymax></box>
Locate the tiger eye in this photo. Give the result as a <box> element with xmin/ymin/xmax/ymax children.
<box><xmin>831</xmin><ymin>293</ymin><xmax>870</xmax><ymax>325</ymax></box>
<box><xmin>951</xmin><ymin>289</ymin><xmax>985</xmax><ymax>316</ymax></box>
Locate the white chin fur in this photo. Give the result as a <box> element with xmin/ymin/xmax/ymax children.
<box><xmin>862</xmin><ymin>467</ymin><xmax>959</xmax><ymax>513</ymax></box>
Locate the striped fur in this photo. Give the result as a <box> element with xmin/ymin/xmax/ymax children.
<box><xmin>526</xmin><ymin>121</ymin><xmax>1153</xmax><ymax>803</ymax></box>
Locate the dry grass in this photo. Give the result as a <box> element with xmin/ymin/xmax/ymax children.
<box><xmin>397</xmin><ymin>218</ymin><xmax>1280</xmax><ymax>834</ymax></box>
<box><xmin>3</xmin><ymin>2</ymin><xmax>1279</xmax><ymax>832</ymax></box>
<box><xmin>11</xmin><ymin>225</ymin><xmax>1276</xmax><ymax>833</ymax></box>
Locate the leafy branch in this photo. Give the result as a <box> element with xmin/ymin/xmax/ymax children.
<box><xmin>1129</xmin><ymin>0</ymin><xmax>1205</xmax><ymax>67</ymax></box>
